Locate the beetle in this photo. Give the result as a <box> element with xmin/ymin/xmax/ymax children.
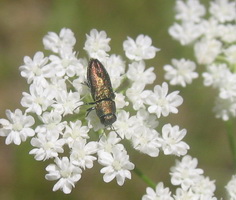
<box><xmin>86</xmin><ymin>58</ymin><xmax>117</xmax><ymax>126</ymax></box>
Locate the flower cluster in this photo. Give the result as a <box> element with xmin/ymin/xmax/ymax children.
<box><xmin>0</xmin><ymin>28</ymin><xmax>188</xmax><ymax>194</ymax></box>
<box><xmin>142</xmin><ymin>155</ymin><xmax>217</xmax><ymax>200</ymax></box>
<box><xmin>225</xmin><ymin>174</ymin><xmax>236</xmax><ymax>199</ymax></box>
<box><xmin>164</xmin><ymin>58</ymin><xmax>198</xmax><ymax>87</ymax></box>
<box><xmin>168</xmin><ymin>0</ymin><xmax>236</xmax><ymax>121</ymax></box>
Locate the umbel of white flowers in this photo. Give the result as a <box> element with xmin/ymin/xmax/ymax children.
<box><xmin>167</xmin><ymin>0</ymin><xmax>236</xmax><ymax>121</ymax></box>
<box><xmin>0</xmin><ymin>25</ymin><xmax>227</xmax><ymax>199</ymax></box>
<box><xmin>0</xmin><ymin>28</ymin><xmax>188</xmax><ymax>195</ymax></box>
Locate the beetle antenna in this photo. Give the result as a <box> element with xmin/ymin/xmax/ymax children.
<box><xmin>110</xmin><ymin>125</ymin><xmax>122</xmax><ymax>139</ymax></box>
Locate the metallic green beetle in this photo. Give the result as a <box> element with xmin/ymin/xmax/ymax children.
<box><xmin>87</xmin><ymin>58</ymin><xmax>117</xmax><ymax>126</ymax></box>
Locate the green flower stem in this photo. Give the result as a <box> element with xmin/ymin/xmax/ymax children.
<box><xmin>216</xmin><ymin>55</ymin><xmax>228</xmax><ymax>63</ymax></box>
<box><xmin>226</xmin><ymin>120</ymin><xmax>236</xmax><ymax>167</ymax></box>
<box><xmin>133</xmin><ymin>167</ymin><xmax>156</xmax><ymax>189</ymax></box>
<box><xmin>232</xmin><ymin>64</ymin><xmax>236</xmax><ymax>73</ymax></box>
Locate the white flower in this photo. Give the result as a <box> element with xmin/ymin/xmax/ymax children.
<box><xmin>226</xmin><ymin>174</ymin><xmax>236</xmax><ymax>200</ymax></box>
<box><xmin>84</xmin><ymin>29</ymin><xmax>111</xmax><ymax>60</ymax></box>
<box><xmin>52</xmin><ymin>90</ymin><xmax>83</xmax><ymax>116</ymax></box>
<box><xmin>123</xmin><ymin>35</ymin><xmax>159</xmax><ymax>61</ymax></box>
<box><xmin>46</xmin><ymin>78</ymin><xmax>68</xmax><ymax>99</ymax></box>
<box><xmin>142</xmin><ymin>82</ymin><xmax>183</xmax><ymax>118</ymax></box>
<box><xmin>191</xmin><ymin>176</ymin><xmax>216</xmax><ymax>198</ymax></box>
<box><xmin>105</xmin><ymin>55</ymin><xmax>126</xmax><ymax>89</ymax></box>
<box><xmin>114</xmin><ymin>109</ymin><xmax>160</xmax><ymax>147</ymax></box>
<box><xmin>72</xmin><ymin>58</ymin><xmax>88</xmax><ymax>84</ymax></box>
<box><xmin>0</xmin><ymin>109</ymin><xmax>35</xmax><ymax>145</ymax></box>
<box><xmin>45</xmin><ymin>157</ymin><xmax>82</xmax><ymax>194</ymax></box>
<box><xmin>170</xmin><ymin>155</ymin><xmax>204</xmax><ymax>191</ymax></box>
<box><xmin>37</xmin><ymin>110</ymin><xmax>66</xmax><ymax>135</ymax></box>
<box><xmin>224</xmin><ymin>45</ymin><xmax>236</xmax><ymax>64</ymax></box>
<box><xmin>209</xmin><ymin>0</ymin><xmax>236</xmax><ymax>23</ymax></box>
<box><xmin>98</xmin><ymin>146</ymin><xmax>134</xmax><ymax>186</ymax></box>
<box><xmin>168</xmin><ymin>22</ymin><xmax>204</xmax><ymax>45</ymax></box>
<box><xmin>174</xmin><ymin>188</ymin><xmax>199</xmax><ymax>200</ymax></box>
<box><xmin>202</xmin><ymin>63</ymin><xmax>230</xmax><ymax>87</ymax></box>
<box><xmin>213</xmin><ymin>97</ymin><xmax>236</xmax><ymax>121</ymax></box>
<box><xmin>63</xmin><ymin>120</ymin><xmax>90</xmax><ymax>148</ymax></box>
<box><xmin>142</xmin><ymin>182</ymin><xmax>173</xmax><ymax>200</ymax></box>
<box><xmin>72</xmin><ymin>77</ymin><xmax>87</xmax><ymax>96</ymax></box>
<box><xmin>21</xmin><ymin>84</ymin><xmax>54</xmax><ymax>115</ymax></box>
<box><xmin>43</xmin><ymin>28</ymin><xmax>76</xmax><ymax>53</ymax></box>
<box><xmin>135</xmin><ymin>109</ymin><xmax>159</xmax><ymax>130</ymax></box>
<box><xmin>161</xmin><ymin>124</ymin><xmax>189</xmax><ymax>156</ymax></box>
<box><xmin>115</xmin><ymin>93</ymin><xmax>129</xmax><ymax>109</ymax></box>
<box><xmin>48</xmin><ymin>50</ymin><xmax>83</xmax><ymax>77</ymax></box>
<box><xmin>175</xmin><ymin>0</ymin><xmax>206</xmax><ymax>23</ymax></box>
<box><xmin>194</xmin><ymin>37</ymin><xmax>222</xmax><ymax>65</ymax></box>
<box><xmin>70</xmin><ymin>139</ymin><xmax>98</xmax><ymax>169</ymax></box>
<box><xmin>126</xmin><ymin>83</ymin><xmax>146</xmax><ymax>110</ymax></box>
<box><xmin>19</xmin><ymin>51</ymin><xmax>53</xmax><ymax>84</ymax></box>
<box><xmin>218</xmin><ymin>24</ymin><xmax>236</xmax><ymax>43</ymax></box>
<box><xmin>127</xmin><ymin>61</ymin><xmax>156</xmax><ymax>87</ymax></box>
<box><xmin>218</xmin><ymin>72</ymin><xmax>236</xmax><ymax>100</ymax></box>
<box><xmin>113</xmin><ymin>110</ymin><xmax>137</xmax><ymax>139</ymax></box>
<box><xmin>29</xmin><ymin>131</ymin><xmax>65</xmax><ymax>161</ymax></box>
<box><xmin>164</xmin><ymin>58</ymin><xmax>198</xmax><ymax>87</ymax></box>
<box><xmin>85</xmin><ymin>110</ymin><xmax>104</xmax><ymax>132</ymax></box>
<box><xmin>201</xmin><ymin>18</ymin><xmax>221</xmax><ymax>39</ymax></box>
<box><xmin>98</xmin><ymin>131</ymin><xmax>123</xmax><ymax>153</ymax></box>
<box><xmin>131</xmin><ymin>127</ymin><xmax>161</xmax><ymax>157</ymax></box>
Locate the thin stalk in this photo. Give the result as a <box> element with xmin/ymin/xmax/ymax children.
<box><xmin>226</xmin><ymin>120</ymin><xmax>236</xmax><ymax>167</ymax></box>
<box><xmin>133</xmin><ymin>167</ymin><xmax>156</xmax><ymax>189</ymax></box>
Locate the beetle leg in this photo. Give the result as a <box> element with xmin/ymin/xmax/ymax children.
<box><xmin>110</xmin><ymin>125</ymin><xmax>122</xmax><ymax>139</ymax></box>
<box><xmin>85</xmin><ymin>101</ymin><xmax>96</xmax><ymax>105</ymax></box>
<box><xmin>86</xmin><ymin>106</ymin><xmax>95</xmax><ymax>117</ymax></box>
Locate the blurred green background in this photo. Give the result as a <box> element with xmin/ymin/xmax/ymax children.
<box><xmin>0</xmin><ymin>0</ymin><xmax>233</xmax><ymax>199</ymax></box>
